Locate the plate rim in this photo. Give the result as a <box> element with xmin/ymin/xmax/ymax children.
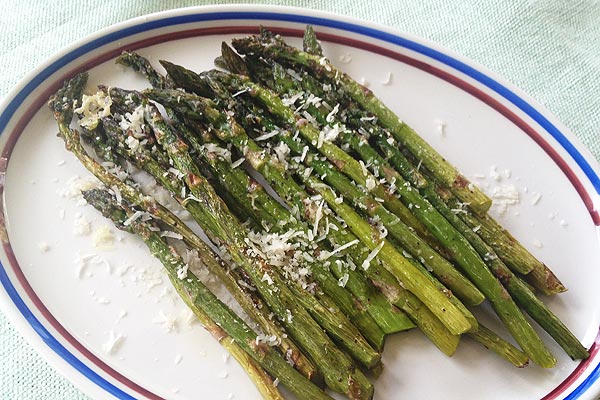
<box><xmin>0</xmin><ymin>4</ymin><xmax>599</xmax><ymax>400</ymax></box>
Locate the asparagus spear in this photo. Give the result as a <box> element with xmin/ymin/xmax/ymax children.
<box><xmin>217</xmin><ymin>73</ymin><xmax>557</xmax><ymax>359</ymax></box>
<box><xmin>51</xmin><ymin>75</ymin><xmax>320</xmax><ymax>382</ymax></box>
<box><xmin>444</xmin><ymin>193</ymin><xmax>566</xmax><ymax>295</ymax></box>
<box><xmin>141</xmin><ymin>54</ymin><xmax>548</xmax><ymax>364</ymax></box>
<box><xmin>162</xmin><ymin>60</ymin><xmax>433</xmax><ymax>244</ymax></box>
<box><xmin>210</xmin><ymin>62</ymin><xmax>559</xmax><ymax>366</ymax></box>
<box><xmin>223</xmin><ymin>71</ymin><xmax>555</xmax><ymax>364</ymax></box>
<box><xmin>115</xmin><ymin>52</ymin><xmax>411</xmax><ymax>343</ymax></box>
<box><xmin>155</xmin><ymin>70</ymin><xmax>471</xmax><ymax>336</ymax></box>
<box><xmin>302</xmin><ymin>25</ymin><xmax>324</xmax><ymax>57</ymax></box>
<box><xmin>144</xmin><ymin>101</ymin><xmax>374</xmax><ymax>398</ymax></box>
<box><xmin>179</xmin><ymin>119</ymin><xmax>384</xmax><ymax>364</ymax></box>
<box><xmin>468</xmin><ymin>325</ymin><xmax>529</xmax><ymax>368</ymax></box>
<box><xmin>220</xmin><ymin>56</ymin><xmax>483</xmax><ymax>308</ymax></box>
<box><xmin>82</xmin><ymin>188</ymin><xmax>331</xmax><ymax>400</ymax></box>
<box><xmin>272</xmin><ymin>50</ymin><xmax>576</xmax><ymax>358</ymax></box>
<box><xmin>294</xmin><ymin>170</ymin><xmax>471</xmax><ymax>335</ymax></box>
<box><xmin>181</xmin><ymin>85</ymin><xmax>533</xmax><ymax>366</ymax></box>
<box><xmin>377</xmin><ymin>131</ymin><xmax>565</xmax><ymax>294</ymax></box>
<box><xmin>111</xmin><ymin>58</ymin><xmax>389</xmax><ymax>360</ymax></box>
<box><xmin>144</xmin><ymin>84</ymin><xmax>460</xmax><ymax>355</ymax></box>
<box><xmin>246</xmin><ymin>30</ymin><xmax>565</xmax><ymax>296</ymax></box>
<box><xmin>209</xmin><ymin>108</ymin><xmax>462</xmax><ymax>356</ymax></box>
<box><xmin>377</xmin><ymin>136</ymin><xmax>587</xmax><ymax>360</ymax></box>
<box><xmin>117</xmin><ymin>51</ymin><xmax>173</xmax><ymax>90</ymax></box>
<box><xmin>188</xmin><ymin>129</ymin><xmax>390</xmax><ymax>349</ymax></box>
<box><xmin>230</xmin><ymin>29</ymin><xmax>492</xmax><ymax>215</ymax></box>
<box><xmin>309</xmin><ymin>154</ymin><xmax>480</xmax><ymax>302</ymax></box>
<box><xmin>59</xmin><ymin>76</ymin><xmax>373</xmax><ymax>396</ymax></box>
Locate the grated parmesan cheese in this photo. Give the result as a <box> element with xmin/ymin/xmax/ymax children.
<box><xmin>75</xmin><ymin>91</ymin><xmax>113</xmax><ymax>130</ymax></box>
<box><xmin>380</xmin><ymin>72</ymin><xmax>393</xmax><ymax>85</ymax></box>
<box><xmin>231</xmin><ymin>157</ymin><xmax>245</xmax><ymax>169</ymax></box>
<box><xmin>325</xmin><ymin>104</ymin><xmax>340</xmax><ymax>123</ymax></box>
<box><xmin>38</xmin><ymin>242</ymin><xmax>50</xmax><ymax>252</ymax></box>
<box><xmin>530</xmin><ymin>192</ymin><xmax>542</xmax><ymax>206</ymax></box>
<box><xmin>92</xmin><ymin>225</ymin><xmax>115</xmax><ymax>248</ymax></box>
<box><xmin>254</xmin><ymin>130</ymin><xmax>280</xmax><ymax>141</ymax></box>
<box><xmin>282</xmin><ymin>92</ymin><xmax>304</xmax><ymax>107</ymax></box>
<box><xmin>152</xmin><ymin>310</ymin><xmax>177</xmax><ymax>333</ymax></box>
<box><xmin>102</xmin><ymin>330</ymin><xmax>126</xmax><ymax>354</ymax></box>
<box><xmin>312</xmin><ymin>200</ymin><xmax>324</xmax><ymax>238</ymax></box>
<box><xmin>362</xmin><ymin>241</ymin><xmax>385</xmax><ymax>270</ymax></box>
<box><xmin>176</xmin><ymin>264</ymin><xmax>189</xmax><ymax>280</ymax></box>
<box><xmin>338</xmin><ymin>52</ymin><xmax>352</xmax><ymax>64</ymax></box>
<box><xmin>433</xmin><ymin>118</ymin><xmax>446</xmax><ymax>136</ymax></box>
<box><xmin>118</xmin><ymin>104</ymin><xmax>145</xmax><ymax>137</ymax></box>
<box><xmin>491</xmin><ymin>184</ymin><xmax>520</xmax><ymax>215</ymax></box>
<box><xmin>365</xmin><ymin>177</ymin><xmax>376</xmax><ymax>191</ymax></box>
<box><xmin>123</xmin><ymin>211</ymin><xmax>145</xmax><ymax>226</ymax></box>
<box><xmin>73</xmin><ymin>215</ymin><xmax>91</xmax><ymax>236</ymax></box>
<box><xmin>337</xmin><ymin>273</ymin><xmax>349</xmax><ymax>287</ymax></box>
<box><xmin>160</xmin><ymin>231</ymin><xmax>184</xmax><ymax>240</ymax></box>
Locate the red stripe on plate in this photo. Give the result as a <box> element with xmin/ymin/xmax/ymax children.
<box><xmin>0</xmin><ymin>240</ymin><xmax>165</xmax><ymax>399</ymax></box>
<box><xmin>1</xmin><ymin>24</ymin><xmax>598</xmax><ymax>399</ymax></box>
<box><xmin>541</xmin><ymin>329</ymin><xmax>600</xmax><ymax>400</ymax></box>
<box><xmin>306</xmin><ymin>30</ymin><xmax>600</xmax><ymax>226</ymax></box>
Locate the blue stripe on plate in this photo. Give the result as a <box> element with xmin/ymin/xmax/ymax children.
<box><xmin>0</xmin><ymin>259</ymin><xmax>136</xmax><ymax>399</ymax></box>
<box><xmin>0</xmin><ymin>9</ymin><xmax>597</xmax><ymax>399</ymax></box>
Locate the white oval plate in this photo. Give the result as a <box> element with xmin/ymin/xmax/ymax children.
<box><xmin>0</xmin><ymin>5</ymin><xmax>599</xmax><ymax>400</ymax></box>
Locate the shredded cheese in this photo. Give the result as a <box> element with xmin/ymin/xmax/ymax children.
<box><xmin>362</xmin><ymin>241</ymin><xmax>385</xmax><ymax>270</ymax></box>
<box><xmin>75</xmin><ymin>91</ymin><xmax>113</xmax><ymax>129</ymax></box>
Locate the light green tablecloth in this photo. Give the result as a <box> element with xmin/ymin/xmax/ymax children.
<box><xmin>0</xmin><ymin>0</ymin><xmax>598</xmax><ymax>398</ymax></box>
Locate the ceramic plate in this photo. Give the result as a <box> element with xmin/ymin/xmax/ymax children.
<box><xmin>0</xmin><ymin>5</ymin><xmax>599</xmax><ymax>400</ymax></box>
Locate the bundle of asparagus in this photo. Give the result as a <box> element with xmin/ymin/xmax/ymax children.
<box><xmin>47</xmin><ymin>25</ymin><xmax>588</xmax><ymax>399</ymax></box>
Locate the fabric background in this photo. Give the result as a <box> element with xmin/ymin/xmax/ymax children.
<box><xmin>0</xmin><ymin>0</ymin><xmax>598</xmax><ymax>398</ymax></box>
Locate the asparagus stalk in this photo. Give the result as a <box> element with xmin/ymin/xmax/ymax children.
<box><xmin>377</xmin><ymin>136</ymin><xmax>587</xmax><ymax>361</ymax></box>
<box><xmin>233</xmin><ymin>72</ymin><xmax>482</xmax><ymax>308</ymax></box>
<box><xmin>114</xmin><ymin>56</ymin><xmax>390</xmax><ymax>358</ymax></box>
<box><xmin>212</xmin><ymin>69</ymin><xmax>556</xmax><ymax>367</ymax></box>
<box><xmin>144</xmin><ymin>102</ymin><xmax>374</xmax><ymax>398</ymax></box>
<box><xmin>82</xmin><ymin>188</ymin><xmax>330</xmax><ymax>400</ymax></box>
<box><xmin>377</xmin><ymin>131</ymin><xmax>565</xmax><ymax>294</ymax></box>
<box><xmin>212</xmin><ymin>109</ymin><xmax>462</xmax><ymax>356</ymax></box>
<box><xmin>117</xmin><ymin>51</ymin><xmax>173</xmax><ymax>90</ymax></box>
<box><xmin>158</xmin><ymin>71</ymin><xmax>473</xmax><ymax>336</ymax></box>
<box><xmin>143</xmin><ymin>58</ymin><xmax>548</xmax><ymax>362</ymax></box>
<box><xmin>234</xmin><ymin>120</ymin><xmax>480</xmax><ymax>322</ymax></box>
<box><xmin>215</xmin><ymin>49</ymin><xmax>483</xmax><ymax>308</ymax></box>
<box><xmin>302</xmin><ymin>25</ymin><xmax>324</xmax><ymax>57</ymax></box>
<box><xmin>445</xmin><ymin>193</ymin><xmax>566</xmax><ymax>295</ymax></box>
<box><xmin>199</xmin><ymin>142</ymin><xmax>388</xmax><ymax>340</ymax></box>
<box><xmin>283</xmin><ymin>60</ymin><xmax>569</xmax><ymax>350</ymax></box>
<box><xmin>230</xmin><ymin>29</ymin><xmax>492</xmax><ymax>215</ymax></box>
<box><xmin>144</xmin><ymin>85</ymin><xmax>460</xmax><ymax>355</ymax></box>
<box><xmin>251</xmin><ymin>30</ymin><xmax>565</xmax><ymax>296</ymax></box>
<box><xmin>51</xmin><ymin>75</ymin><xmax>320</xmax><ymax>382</ymax></box>
<box><xmin>116</xmin><ymin>52</ymin><xmax>413</xmax><ymax>339</ymax></box>
<box><xmin>294</xmin><ymin>170</ymin><xmax>471</xmax><ymax>335</ymax></box>
<box><xmin>468</xmin><ymin>324</ymin><xmax>529</xmax><ymax>368</ymax></box>
<box><xmin>180</xmin><ymin>120</ymin><xmax>384</xmax><ymax>363</ymax></box>
<box><xmin>438</xmin><ymin>194</ymin><xmax>588</xmax><ymax>360</ymax></box>
<box><xmin>161</xmin><ymin>60</ymin><xmax>433</xmax><ymax>245</ymax></box>
<box><xmin>218</xmin><ymin>57</ymin><xmax>558</xmax><ymax>365</ymax></box>
<box><xmin>214</xmin><ymin>72</ymin><xmax>558</xmax><ymax>357</ymax></box>
<box><xmin>324</xmin><ymin>105</ymin><xmax>557</xmax><ymax>365</ymax></box>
